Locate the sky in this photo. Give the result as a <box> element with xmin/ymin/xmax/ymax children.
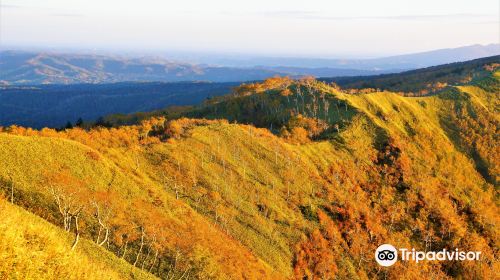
<box><xmin>0</xmin><ymin>0</ymin><xmax>499</xmax><ymax>57</ymax></box>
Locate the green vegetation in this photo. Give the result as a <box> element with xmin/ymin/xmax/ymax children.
<box><xmin>323</xmin><ymin>55</ymin><xmax>500</xmax><ymax>96</ymax></box>
<box><xmin>0</xmin><ymin>60</ymin><xmax>498</xmax><ymax>279</ymax></box>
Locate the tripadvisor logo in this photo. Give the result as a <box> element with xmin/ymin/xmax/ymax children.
<box><xmin>375</xmin><ymin>244</ymin><xmax>398</xmax><ymax>266</ymax></box>
<box><xmin>375</xmin><ymin>244</ymin><xmax>481</xmax><ymax>267</ymax></box>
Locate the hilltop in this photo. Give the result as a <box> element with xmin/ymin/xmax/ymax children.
<box><xmin>0</xmin><ymin>58</ymin><xmax>498</xmax><ymax>279</ymax></box>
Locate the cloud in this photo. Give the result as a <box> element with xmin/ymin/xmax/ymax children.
<box><xmin>252</xmin><ymin>11</ymin><xmax>498</xmax><ymax>22</ymax></box>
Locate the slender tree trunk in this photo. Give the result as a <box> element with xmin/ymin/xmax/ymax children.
<box><xmin>10</xmin><ymin>182</ymin><xmax>14</xmax><ymax>204</ymax></box>
<box><xmin>157</xmin><ymin>258</ymin><xmax>163</xmax><ymax>276</ymax></box>
<box><xmin>66</xmin><ymin>215</ymin><xmax>72</xmax><ymax>232</ymax></box>
<box><xmin>62</xmin><ymin>214</ymin><xmax>68</xmax><ymax>231</ymax></box>
<box><xmin>179</xmin><ymin>266</ymin><xmax>191</xmax><ymax>280</ymax></box>
<box><xmin>71</xmin><ymin>215</ymin><xmax>80</xmax><ymax>250</ymax></box>
<box><xmin>98</xmin><ymin>228</ymin><xmax>109</xmax><ymax>246</ymax></box>
<box><xmin>96</xmin><ymin>227</ymin><xmax>102</xmax><ymax>244</ymax></box>
<box><xmin>121</xmin><ymin>240</ymin><xmax>129</xmax><ymax>259</ymax></box>
<box><xmin>134</xmin><ymin>228</ymin><xmax>145</xmax><ymax>266</ymax></box>
<box><xmin>141</xmin><ymin>245</ymin><xmax>152</xmax><ymax>270</ymax></box>
<box><xmin>149</xmin><ymin>249</ymin><xmax>158</xmax><ymax>273</ymax></box>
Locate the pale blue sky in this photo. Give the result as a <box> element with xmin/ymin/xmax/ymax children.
<box><xmin>1</xmin><ymin>0</ymin><xmax>499</xmax><ymax>57</ymax></box>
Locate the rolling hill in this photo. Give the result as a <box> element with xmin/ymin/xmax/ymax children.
<box><xmin>0</xmin><ymin>58</ymin><xmax>498</xmax><ymax>279</ymax></box>
<box><xmin>0</xmin><ymin>51</ymin><xmax>384</xmax><ymax>85</ymax></box>
<box><xmin>0</xmin><ymin>51</ymin><xmax>276</xmax><ymax>84</ymax></box>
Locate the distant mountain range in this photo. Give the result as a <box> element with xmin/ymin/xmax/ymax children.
<box><xmin>0</xmin><ymin>44</ymin><xmax>498</xmax><ymax>85</ymax></box>
<box><xmin>222</xmin><ymin>44</ymin><xmax>500</xmax><ymax>69</ymax></box>
<box><xmin>0</xmin><ymin>51</ymin><xmax>386</xmax><ymax>85</ymax></box>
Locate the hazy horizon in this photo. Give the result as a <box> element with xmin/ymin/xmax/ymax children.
<box><xmin>1</xmin><ymin>0</ymin><xmax>499</xmax><ymax>58</ymax></box>
<box><xmin>1</xmin><ymin>42</ymin><xmax>499</xmax><ymax>60</ymax></box>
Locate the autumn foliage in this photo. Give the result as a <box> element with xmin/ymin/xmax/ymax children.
<box><xmin>0</xmin><ymin>67</ymin><xmax>499</xmax><ymax>279</ymax></box>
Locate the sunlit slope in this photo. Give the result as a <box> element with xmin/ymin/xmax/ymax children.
<box><xmin>149</xmin><ymin>81</ymin><xmax>498</xmax><ymax>277</ymax></box>
<box><xmin>0</xmin><ymin>133</ymin><xmax>279</xmax><ymax>279</ymax></box>
<box><xmin>0</xmin><ymin>197</ymin><xmax>157</xmax><ymax>280</ymax></box>
<box><xmin>0</xmin><ymin>125</ymin><xmax>319</xmax><ymax>277</ymax></box>
<box><xmin>146</xmin><ymin>72</ymin><xmax>498</xmax><ymax>278</ymax></box>
<box><xmin>179</xmin><ymin>71</ymin><xmax>498</xmax><ymax>186</ymax></box>
<box><xmin>0</xmin><ymin>67</ymin><xmax>498</xmax><ymax>279</ymax></box>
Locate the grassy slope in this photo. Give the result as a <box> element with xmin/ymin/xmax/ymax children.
<box><xmin>0</xmin><ymin>197</ymin><xmax>157</xmax><ymax>280</ymax></box>
<box><xmin>0</xmin><ymin>133</ymin><xmax>278</xmax><ymax>279</ymax></box>
<box><xmin>154</xmin><ymin>80</ymin><xmax>498</xmax><ymax>278</ymax></box>
<box><xmin>138</xmin><ymin>72</ymin><xmax>498</xmax><ymax>278</ymax></box>
<box><xmin>0</xmin><ymin>68</ymin><xmax>498</xmax><ymax>279</ymax></box>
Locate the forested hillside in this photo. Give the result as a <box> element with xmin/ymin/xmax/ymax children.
<box><xmin>0</xmin><ymin>59</ymin><xmax>498</xmax><ymax>279</ymax></box>
<box><xmin>322</xmin><ymin>55</ymin><xmax>500</xmax><ymax>96</ymax></box>
<box><xmin>0</xmin><ymin>82</ymin><xmax>236</xmax><ymax>128</ymax></box>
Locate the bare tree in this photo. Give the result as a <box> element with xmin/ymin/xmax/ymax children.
<box><xmin>134</xmin><ymin>227</ymin><xmax>146</xmax><ymax>266</ymax></box>
<box><xmin>70</xmin><ymin>208</ymin><xmax>83</xmax><ymax>250</ymax></box>
<box><xmin>92</xmin><ymin>200</ymin><xmax>112</xmax><ymax>246</ymax></box>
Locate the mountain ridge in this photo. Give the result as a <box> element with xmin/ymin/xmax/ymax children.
<box><xmin>189</xmin><ymin>44</ymin><xmax>500</xmax><ymax>69</ymax></box>
<box><xmin>1</xmin><ymin>44</ymin><xmax>498</xmax><ymax>85</ymax></box>
<box><xmin>0</xmin><ymin>50</ymin><xmax>384</xmax><ymax>85</ymax></box>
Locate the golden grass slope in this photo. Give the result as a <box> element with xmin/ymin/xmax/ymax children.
<box><xmin>0</xmin><ymin>71</ymin><xmax>498</xmax><ymax>279</ymax></box>
<box><xmin>0</xmin><ymin>197</ymin><xmax>157</xmax><ymax>280</ymax></box>
<box><xmin>0</xmin><ymin>132</ymin><xmax>279</xmax><ymax>279</ymax></box>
